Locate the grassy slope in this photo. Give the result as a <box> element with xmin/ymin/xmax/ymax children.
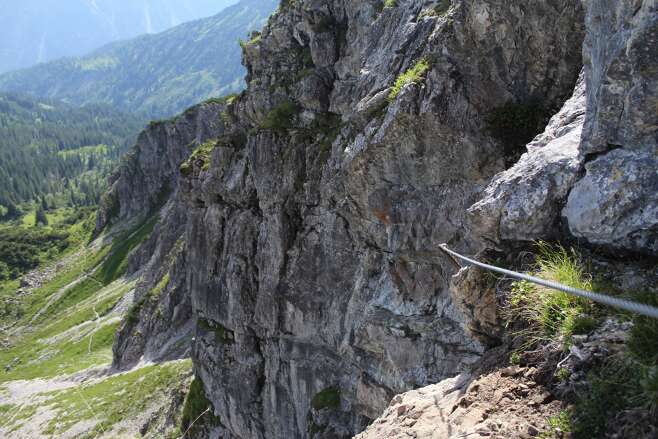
<box><xmin>0</xmin><ymin>211</ymin><xmax>189</xmax><ymax>437</ymax></box>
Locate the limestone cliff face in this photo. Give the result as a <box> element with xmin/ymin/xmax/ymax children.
<box><xmin>179</xmin><ymin>1</ymin><xmax>583</xmax><ymax>437</ymax></box>
<box><xmin>470</xmin><ymin>0</ymin><xmax>658</xmax><ymax>255</ymax></box>
<box><xmin>99</xmin><ymin>0</ymin><xmax>657</xmax><ymax>437</ymax></box>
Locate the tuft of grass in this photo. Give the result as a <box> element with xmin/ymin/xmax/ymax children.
<box><xmin>540</xmin><ymin>410</ymin><xmax>572</xmax><ymax>438</ymax></box>
<box><xmin>388</xmin><ymin>58</ymin><xmax>431</xmax><ymax>101</ymax></box>
<box><xmin>383</xmin><ymin>0</ymin><xmax>397</xmax><ymax>7</ymax></box>
<box><xmin>508</xmin><ymin>243</ymin><xmax>599</xmax><ymax>348</ymax></box>
<box><xmin>311</xmin><ymin>387</ymin><xmax>341</xmax><ymax>411</ymax></box>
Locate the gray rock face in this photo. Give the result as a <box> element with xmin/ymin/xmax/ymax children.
<box><xmin>96</xmin><ymin>102</ymin><xmax>226</xmax><ymax>232</ymax></box>
<box><xmin>471</xmin><ymin>0</ymin><xmax>658</xmax><ymax>256</ymax></box>
<box><xmin>564</xmin><ymin>149</ymin><xmax>658</xmax><ymax>254</ymax></box>
<box><xmin>469</xmin><ymin>73</ymin><xmax>587</xmax><ymax>244</ymax></box>
<box><xmin>97</xmin><ymin>0</ymin><xmax>658</xmax><ymax>435</ymax></box>
<box><xmin>177</xmin><ymin>1</ymin><xmax>584</xmax><ymax>437</ymax></box>
<box><xmin>563</xmin><ymin>0</ymin><xmax>658</xmax><ymax>254</ymax></box>
<box><xmin>581</xmin><ymin>0</ymin><xmax>658</xmax><ymax>155</ymax></box>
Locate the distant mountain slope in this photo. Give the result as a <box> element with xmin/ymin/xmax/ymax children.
<box><xmin>0</xmin><ymin>0</ymin><xmax>238</xmax><ymax>74</ymax></box>
<box><xmin>0</xmin><ymin>0</ymin><xmax>278</xmax><ymax>117</ymax></box>
<box><xmin>0</xmin><ymin>93</ymin><xmax>145</xmax><ymax>217</ymax></box>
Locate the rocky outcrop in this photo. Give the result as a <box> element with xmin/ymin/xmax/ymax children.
<box><xmin>564</xmin><ymin>0</ymin><xmax>658</xmax><ymax>254</ymax></box>
<box><xmin>354</xmin><ymin>370</ymin><xmax>562</xmax><ymax>439</ymax></box>
<box><xmin>177</xmin><ymin>1</ymin><xmax>584</xmax><ymax>437</ymax></box>
<box><xmin>96</xmin><ymin>102</ymin><xmax>226</xmax><ymax>232</ymax></box>
<box><xmin>470</xmin><ymin>0</ymin><xmax>658</xmax><ymax>255</ymax></box>
<box><xmin>102</xmin><ymin>101</ymin><xmax>229</xmax><ymax>369</ymax></box>
<box><xmin>469</xmin><ymin>72</ymin><xmax>587</xmax><ymax>244</ymax></box>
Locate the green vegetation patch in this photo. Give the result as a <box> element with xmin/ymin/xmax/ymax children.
<box><xmin>198</xmin><ymin>318</ymin><xmax>235</xmax><ymax>345</ymax></box>
<box><xmin>0</xmin><ymin>215</ymin><xmax>156</xmax><ymax>383</ymax></box>
<box><xmin>42</xmin><ymin>359</ymin><xmax>192</xmax><ymax>438</ymax></box>
<box><xmin>180</xmin><ymin>139</ymin><xmax>218</xmax><ymax>175</ymax></box>
<box><xmin>311</xmin><ymin>387</ymin><xmax>341</xmax><ymax>411</ymax></box>
<box><xmin>571</xmin><ymin>357</ymin><xmax>657</xmax><ymax>438</ymax></box>
<box><xmin>0</xmin><ymin>207</ymin><xmax>96</xmax><ymax>281</ymax></box>
<box><xmin>260</xmin><ymin>101</ymin><xmax>300</xmax><ymax>132</ymax></box>
<box><xmin>0</xmin><ymin>321</ymin><xmax>118</xmax><ymax>382</ymax></box>
<box><xmin>181</xmin><ymin>376</ymin><xmax>220</xmax><ymax>434</ymax></box>
<box><xmin>388</xmin><ymin>58</ymin><xmax>431</xmax><ymax>101</ymax></box>
<box><xmin>508</xmin><ymin>243</ymin><xmax>599</xmax><ymax>348</ymax></box>
<box><xmin>95</xmin><ymin>215</ymin><xmax>159</xmax><ymax>285</ymax></box>
<box><xmin>506</xmin><ymin>244</ymin><xmax>658</xmax><ymax>438</ymax></box>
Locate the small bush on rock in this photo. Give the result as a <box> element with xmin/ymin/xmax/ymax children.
<box><xmin>388</xmin><ymin>58</ymin><xmax>431</xmax><ymax>101</ymax></box>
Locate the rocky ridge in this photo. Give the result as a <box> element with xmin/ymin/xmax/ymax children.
<box><xmin>98</xmin><ymin>0</ymin><xmax>657</xmax><ymax>438</ymax></box>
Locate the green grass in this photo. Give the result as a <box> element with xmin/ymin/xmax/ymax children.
<box><xmin>42</xmin><ymin>359</ymin><xmax>192</xmax><ymax>438</ymax></box>
<box><xmin>571</xmin><ymin>359</ymin><xmax>644</xmax><ymax>438</ymax></box>
<box><xmin>0</xmin><ymin>322</ymin><xmax>118</xmax><ymax>382</ymax></box>
<box><xmin>181</xmin><ymin>376</ymin><xmax>219</xmax><ymax>433</ymax></box>
<box><xmin>508</xmin><ymin>243</ymin><xmax>599</xmax><ymax>347</ymax></box>
<box><xmin>388</xmin><ymin>58</ymin><xmax>431</xmax><ymax>101</ymax></box>
<box><xmin>507</xmin><ymin>243</ymin><xmax>658</xmax><ymax>438</ymax></box>
<box><xmin>540</xmin><ymin>410</ymin><xmax>572</xmax><ymax>438</ymax></box>
<box><xmin>95</xmin><ymin>215</ymin><xmax>159</xmax><ymax>285</ymax></box>
<box><xmin>0</xmin><ymin>216</ymin><xmax>156</xmax><ymax>383</ymax></box>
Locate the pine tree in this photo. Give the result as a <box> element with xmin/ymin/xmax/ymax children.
<box><xmin>35</xmin><ymin>206</ymin><xmax>48</xmax><ymax>226</ymax></box>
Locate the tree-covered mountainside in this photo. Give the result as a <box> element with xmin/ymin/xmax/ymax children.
<box><xmin>0</xmin><ymin>0</ymin><xmax>238</xmax><ymax>74</ymax></box>
<box><xmin>0</xmin><ymin>0</ymin><xmax>278</xmax><ymax>117</ymax></box>
<box><xmin>0</xmin><ymin>93</ymin><xmax>144</xmax><ymax>218</ymax></box>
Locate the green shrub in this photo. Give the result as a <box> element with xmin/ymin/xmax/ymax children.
<box><xmin>383</xmin><ymin>0</ymin><xmax>397</xmax><ymax>8</ymax></box>
<box><xmin>540</xmin><ymin>410</ymin><xmax>572</xmax><ymax>438</ymax></box>
<box><xmin>180</xmin><ymin>139</ymin><xmax>218</xmax><ymax>175</ymax></box>
<box><xmin>260</xmin><ymin>101</ymin><xmax>299</xmax><ymax>131</ymax></box>
<box><xmin>388</xmin><ymin>58</ymin><xmax>431</xmax><ymax>101</ymax></box>
<box><xmin>198</xmin><ymin>318</ymin><xmax>234</xmax><ymax>344</ymax></box>
<box><xmin>311</xmin><ymin>387</ymin><xmax>341</xmax><ymax>410</ymax></box>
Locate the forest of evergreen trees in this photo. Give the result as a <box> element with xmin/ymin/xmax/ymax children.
<box><xmin>0</xmin><ymin>93</ymin><xmax>145</xmax><ymax>219</ymax></box>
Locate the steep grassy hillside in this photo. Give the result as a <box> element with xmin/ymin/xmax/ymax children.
<box><xmin>0</xmin><ymin>211</ymin><xmax>192</xmax><ymax>438</ymax></box>
<box><xmin>0</xmin><ymin>0</ymin><xmax>278</xmax><ymax>117</ymax></box>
